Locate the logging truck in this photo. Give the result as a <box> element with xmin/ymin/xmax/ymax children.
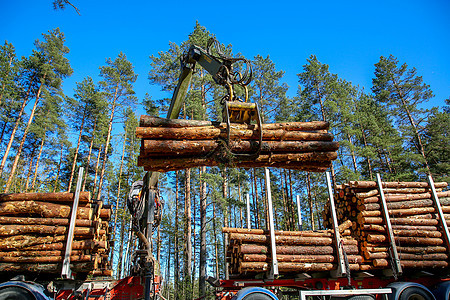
<box><xmin>1</xmin><ymin>39</ymin><xmax>450</xmax><ymax>300</ymax></box>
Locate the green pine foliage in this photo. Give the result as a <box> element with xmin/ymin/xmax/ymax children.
<box><xmin>1</xmin><ymin>23</ymin><xmax>448</xmax><ymax>298</ymax></box>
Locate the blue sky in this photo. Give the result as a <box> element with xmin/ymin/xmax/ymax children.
<box><xmin>1</xmin><ymin>0</ymin><xmax>449</xmax><ymax>112</ymax></box>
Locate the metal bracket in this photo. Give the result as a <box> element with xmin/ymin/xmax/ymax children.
<box><xmin>427</xmin><ymin>174</ymin><xmax>450</xmax><ymax>254</ymax></box>
<box><xmin>264</xmin><ymin>168</ymin><xmax>278</xmax><ymax>279</ymax></box>
<box><xmin>376</xmin><ymin>173</ymin><xmax>402</xmax><ymax>277</ymax></box>
<box><xmin>61</xmin><ymin>167</ymin><xmax>84</xmax><ymax>279</ymax></box>
<box><xmin>296</xmin><ymin>195</ymin><xmax>303</xmax><ymax>231</ymax></box>
<box><xmin>246</xmin><ymin>193</ymin><xmax>251</xmax><ymax>229</ymax></box>
<box><xmin>325</xmin><ymin>172</ymin><xmax>347</xmax><ymax>278</ymax></box>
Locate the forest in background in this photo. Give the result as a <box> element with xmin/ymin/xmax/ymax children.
<box><xmin>0</xmin><ymin>22</ymin><xmax>449</xmax><ymax>299</ymax></box>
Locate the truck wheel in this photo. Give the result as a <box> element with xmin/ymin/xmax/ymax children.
<box><xmin>241</xmin><ymin>293</ymin><xmax>274</xmax><ymax>300</ymax></box>
<box><xmin>399</xmin><ymin>287</ymin><xmax>433</xmax><ymax>300</ymax></box>
<box><xmin>0</xmin><ymin>287</ymin><xmax>35</xmax><ymax>300</ymax></box>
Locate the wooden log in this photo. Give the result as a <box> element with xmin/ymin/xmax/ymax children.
<box><xmin>0</xmin><ymin>255</ymin><xmax>93</xmax><ymax>263</ymax></box>
<box><xmin>0</xmin><ymin>201</ymin><xmax>92</xmax><ymax>219</ymax></box>
<box><xmin>228</xmin><ymin>233</ymin><xmax>333</xmax><ymax>245</ymax></box>
<box><xmin>139</xmin><ymin>116</ymin><xmax>330</xmax><ymax>131</ymax></box>
<box><xmin>398</xmin><ymin>253</ymin><xmax>448</xmax><ymax>261</ymax></box>
<box><xmin>349</xmin><ymin>181</ymin><xmax>448</xmax><ymax>189</ymax></box>
<box><xmin>367</xmin><ymin>234</ymin><xmax>444</xmax><ymax>245</ymax></box>
<box><xmin>139</xmin><ymin>155</ymin><xmax>334</xmax><ymax>172</ymax></box>
<box><xmin>0</xmin><ymin>225</ymin><xmax>95</xmax><ymax>237</ymax></box>
<box><xmin>238</xmin><ymin>244</ymin><xmax>359</xmax><ymax>255</ymax></box>
<box><xmin>0</xmin><ymin>262</ymin><xmax>94</xmax><ymax>273</ymax></box>
<box><xmin>242</xmin><ymin>254</ymin><xmax>336</xmax><ymax>263</ymax></box>
<box><xmin>142</xmin><ymin>140</ymin><xmax>340</xmax><ymax>156</ymax></box>
<box><xmin>338</xmin><ymin>219</ymin><xmax>353</xmax><ymax>233</ymax></box>
<box><xmin>373</xmin><ymin>259</ymin><xmax>448</xmax><ymax>269</ymax></box>
<box><xmin>396</xmin><ymin>246</ymin><xmax>447</xmax><ymax>254</ymax></box>
<box><xmin>0</xmin><ymin>250</ymin><xmax>84</xmax><ymax>257</ymax></box>
<box><xmin>223</xmin><ymin>227</ymin><xmax>332</xmax><ymax>237</ymax></box>
<box><xmin>359</xmin><ymin>191</ymin><xmax>450</xmax><ymax>203</ymax></box>
<box><xmin>136</xmin><ymin>126</ymin><xmax>334</xmax><ymax>141</ymax></box>
<box><xmin>0</xmin><ymin>192</ymin><xmax>91</xmax><ymax>203</ymax></box>
<box><xmin>0</xmin><ymin>216</ymin><xmax>94</xmax><ymax>227</ymax></box>
<box><xmin>388</xmin><ymin>207</ymin><xmax>437</xmax><ymax>217</ymax></box>
<box><xmin>16</xmin><ymin>240</ymin><xmax>107</xmax><ymax>251</ymax></box>
<box><xmin>0</xmin><ymin>235</ymin><xmax>67</xmax><ymax>250</ymax></box>
<box><xmin>99</xmin><ymin>208</ymin><xmax>111</xmax><ymax>219</ymax></box>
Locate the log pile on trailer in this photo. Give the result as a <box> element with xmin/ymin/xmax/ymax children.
<box><xmin>136</xmin><ymin>116</ymin><xmax>339</xmax><ymax>172</ymax></box>
<box><xmin>0</xmin><ymin>192</ymin><xmax>113</xmax><ymax>278</ymax></box>
<box><xmin>223</xmin><ymin>220</ymin><xmax>362</xmax><ymax>275</ymax></box>
<box><xmin>223</xmin><ymin>180</ymin><xmax>449</xmax><ymax>278</ymax></box>
<box><xmin>324</xmin><ymin>180</ymin><xmax>450</xmax><ymax>272</ymax></box>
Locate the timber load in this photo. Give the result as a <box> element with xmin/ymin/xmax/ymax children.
<box><xmin>136</xmin><ymin>116</ymin><xmax>339</xmax><ymax>172</ymax></box>
<box><xmin>324</xmin><ymin>180</ymin><xmax>450</xmax><ymax>272</ymax></box>
<box><xmin>0</xmin><ymin>192</ymin><xmax>113</xmax><ymax>279</ymax></box>
<box><xmin>223</xmin><ymin>221</ymin><xmax>361</xmax><ymax>276</ymax></box>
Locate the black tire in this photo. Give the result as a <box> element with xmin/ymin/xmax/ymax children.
<box><xmin>399</xmin><ymin>287</ymin><xmax>433</xmax><ymax>300</ymax></box>
<box><xmin>0</xmin><ymin>287</ymin><xmax>35</xmax><ymax>300</ymax></box>
<box><xmin>241</xmin><ymin>292</ymin><xmax>275</xmax><ymax>300</ymax></box>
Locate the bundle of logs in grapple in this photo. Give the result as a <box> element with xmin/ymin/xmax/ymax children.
<box><xmin>223</xmin><ymin>220</ymin><xmax>363</xmax><ymax>276</ymax></box>
<box><xmin>0</xmin><ymin>192</ymin><xmax>113</xmax><ymax>278</ymax></box>
<box><xmin>136</xmin><ymin>116</ymin><xmax>339</xmax><ymax>172</ymax></box>
<box><xmin>324</xmin><ymin>180</ymin><xmax>450</xmax><ymax>272</ymax></box>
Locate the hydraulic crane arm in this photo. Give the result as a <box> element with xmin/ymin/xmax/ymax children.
<box><xmin>148</xmin><ymin>38</ymin><xmax>257</xmax><ymax>188</ymax></box>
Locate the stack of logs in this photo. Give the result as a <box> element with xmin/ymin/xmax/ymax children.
<box><xmin>0</xmin><ymin>192</ymin><xmax>113</xmax><ymax>278</ymax></box>
<box><xmin>324</xmin><ymin>180</ymin><xmax>450</xmax><ymax>271</ymax></box>
<box><xmin>223</xmin><ymin>220</ymin><xmax>363</xmax><ymax>276</ymax></box>
<box><xmin>136</xmin><ymin>116</ymin><xmax>339</xmax><ymax>172</ymax></box>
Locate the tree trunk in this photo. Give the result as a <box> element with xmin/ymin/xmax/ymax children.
<box><xmin>68</xmin><ymin>107</ymin><xmax>87</xmax><ymax>192</ymax></box>
<box><xmin>82</xmin><ymin>120</ymin><xmax>97</xmax><ymax>191</ymax></box>
<box><xmin>184</xmin><ymin>168</ymin><xmax>192</xmax><ymax>300</ymax></box>
<box><xmin>96</xmin><ymin>85</ymin><xmax>119</xmax><ymax>200</ymax></box>
<box><xmin>0</xmin><ymin>77</ymin><xmax>35</xmax><ymax>178</ymax></box>
<box><xmin>31</xmin><ymin>136</ymin><xmax>46</xmax><ymax>191</ymax></box>
<box><xmin>199</xmin><ymin>166</ymin><xmax>206</xmax><ymax>297</ymax></box>
<box><xmin>4</xmin><ymin>80</ymin><xmax>45</xmax><ymax>192</ymax></box>
<box><xmin>174</xmin><ymin>171</ymin><xmax>179</xmax><ymax>300</ymax></box>
<box><xmin>109</xmin><ymin>131</ymin><xmax>127</xmax><ymax>267</ymax></box>
<box><xmin>306</xmin><ymin>172</ymin><xmax>315</xmax><ymax>230</ymax></box>
<box><xmin>53</xmin><ymin>144</ymin><xmax>64</xmax><ymax>192</ymax></box>
<box><xmin>92</xmin><ymin>146</ymin><xmax>103</xmax><ymax>196</ymax></box>
<box><xmin>222</xmin><ymin>168</ymin><xmax>229</xmax><ymax>280</ymax></box>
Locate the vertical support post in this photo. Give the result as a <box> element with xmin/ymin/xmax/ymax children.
<box><xmin>62</xmin><ymin>167</ymin><xmax>84</xmax><ymax>279</ymax></box>
<box><xmin>376</xmin><ymin>173</ymin><xmax>402</xmax><ymax>277</ymax></box>
<box><xmin>326</xmin><ymin>171</ymin><xmax>346</xmax><ymax>278</ymax></box>
<box><xmin>296</xmin><ymin>195</ymin><xmax>303</xmax><ymax>231</ymax></box>
<box><xmin>428</xmin><ymin>174</ymin><xmax>450</xmax><ymax>253</ymax></box>
<box><xmin>264</xmin><ymin>168</ymin><xmax>278</xmax><ymax>278</ymax></box>
<box><xmin>246</xmin><ymin>193</ymin><xmax>251</xmax><ymax>229</ymax></box>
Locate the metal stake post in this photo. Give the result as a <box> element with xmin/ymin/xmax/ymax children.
<box><xmin>62</xmin><ymin>167</ymin><xmax>84</xmax><ymax>279</ymax></box>
<box><xmin>376</xmin><ymin>173</ymin><xmax>402</xmax><ymax>277</ymax></box>
<box><xmin>296</xmin><ymin>195</ymin><xmax>303</xmax><ymax>231</ymax></box>
<box><xmin>246</xmin><ymin>193</ymin><xmax>251</xmax><ymax>229</ymax></box>
<box><xmin>428</xmin><ymin>174</ymin><xmax>450</xmax><ymax>253</ymax></box>
<box><xmin>325</xmin><ymin>172</ymin><xmax>346</xmax><ymax>278</ymax></box>
<box><xmin>264</xmin><ymin>168</ymin><xmax>278</xmax><ymax>278</ymax></box>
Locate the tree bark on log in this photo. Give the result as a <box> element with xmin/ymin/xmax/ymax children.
<box><xmin>229</xmin><ymin>233</ymin><xmax>334</xmax><ymax>245</ymax></box>
<box><xmin>136</xmin><ymin>126</ymin><xmax>334</xmax><ymax>141</ymax></box>
<box><xmin>139</xmin><ymin>116</ymin><xmax>330</xmax><ymax>131</ymax></box>
<box><xmin>238</xmin><ymin>244</ymin><xmax>359</xmax><ymax>255</ymax></box>
<box><xmin>0</xmin><ymin>225</ymin><xmax>95</xmax><ymax>237</ymax></box>
<box><xmin>0</xmin><ymin>255</ymin><xmax>93</xmax><ymax>263</ymax></box>
<box><xmin>0</xmin><ymin>216</ymin><xmax>94</xmax><ymax>227</ymax></box>
<box><xmin>0</xmin><ymin>262</ymin><xmax>94</xmax><ymax>273</ymax></box>
<box><xmin>0</xmin><ymin>192</ymin><xmax>91</xmax><ymax>203</ymax></box>
<box><xmin>223</xmin><ymin>227</ymin><xmax>333</xmax><ymax>237</ymax></box>
<box><xmin>349</xmin><ymin>181</ymin><xmax>447</xmax><ymax>189</ymax></box>
<box><xmin>0</xmin><ymin>201</ymin><xmax>92</xmax><ymax>219</ymax></box>
<box><xmin>141</xmin><ymin>140</ymin><xmax>340</xmax><ymax>156</ymax></box>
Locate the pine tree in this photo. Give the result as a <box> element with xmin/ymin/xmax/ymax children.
<box><xmin>97</xmin><ymin>52</ymin><xmax>137</xmax><ymax>200</ymax></box>
<box><xmin>372</xmin><ymin>55</ymin><xmax>433</xmax><ymax>175</ymax></box>
<box><xmin>4</xmin><ymin>28</ymin><xmax>72</xmax><ymax>192</ymax></box>
<box><xmin>251</xmin><ymin>54</ymin><xmax>288</xmax><ymax>122</ymax></box>
<box><xmin>423</xmin><ymin>100</ymin><xmax>449</xmax><ymax>182</ymax></box>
